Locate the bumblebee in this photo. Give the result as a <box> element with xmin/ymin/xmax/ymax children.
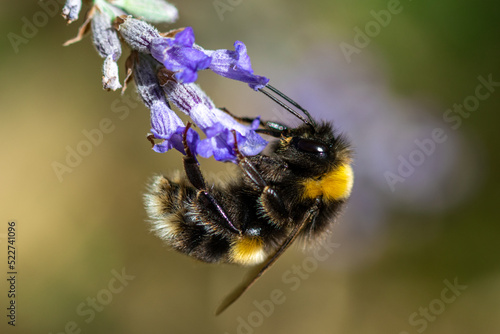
<box><xmin>144</xmin><ymin>85</ymin><xmax>353</xmax><ymax>313</ymax></box>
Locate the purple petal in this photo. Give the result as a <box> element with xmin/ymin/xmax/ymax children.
<box><xmin>174</xmin><ymin>27</ymin><xmax>195</xmax><ymax>47</ymax></box>
<box><xmin>204</xmin><ymin>122</ymin><xmax>225</xmax><ymax>138</ymax></box>
<box><xmin>162</xmin><ymin>81</ymin><xmax>268</xmax><ymax>161</ymax></box>
<box><xmin>149</xmin><ymin>100</ymin><xmax>200</xmax><ymax>156</ymax></box>
<box><xmin>153</xmin><ymin>125</ymin><xmax>199</xmax><ymax>156</ymax></box>
<box><xmin>205</xmin><ymin>41</ymin><xmax>270</xmax><ymax>90</ymax></box>
<box><xmin>150</xmin><ymin>28</ymin><xmax>211</xmax><ymax>84</ymax></box>
<box><xmin>239</xmin><ymin>130</ymin><xmax>268</xmax><ymax>157</ymax></box>
<box><xmin>250</xmin><ymin>117</ymin><xmax>261</xmax><ymax>130</ymax></box>
<box><xmin>150</xmin><ymin>101</ymin><xmax>184</xmax><ymax>140</ymax></box>
<box><xmin>196</xmin><ymin>121</ymin><xmax>267</xmax><ymax>162</ymax></box>
<box><xmin>197</xmin><ymin>126</ymin><xmax>236</xmax><ymax>161</ymax></box>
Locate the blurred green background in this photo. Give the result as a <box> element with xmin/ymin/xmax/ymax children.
<box><xmin>1</xmin><ymin>0</ymin><xmax>499</xmax><ymax>333</ymax></box>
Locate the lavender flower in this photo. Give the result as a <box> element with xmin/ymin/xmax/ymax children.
<box><xmin>91</xmin><ymin>7</ymin><xmax>122</xmax><ymax>90</ymax></box>
<box><xmin>115</xmin><ymin>15</ymin><xmax>161</xmax><ymax>53</ymax></box>
<box><xmin>118</xmin><ymin>19</ymin><xmax>211</xmax><ymax>83</ymax></box>
<box><xmin>158</xmin><ymin>69</ymin><xmax>268</xmax><ymax>161</ymax></box>
<box><xmin>63</xmin><ymin>1</ymin><xmax>270</xmax><ymax>160</ymax></box>
<box><xmin>197</xmin><ymin>118</ymin><xmax>263</xmax><ymax>161</ymax></box>
<box><xmin>117</xmin><ymin>17</ymin><xmax>269</xmax><ymax>88</ymax></box>
<box><xmin>150</xmin><ymin>27</ymin><xmax>212</xmax><ymax>83</ymax></box>
<box><xmin>202</xmin><ymin>41</ymin><xmax>270</xmax><ymax>90</ymax></box>
<box><xmin>132</xmin><ymin>53</ymin><xmax>198</xmax><ymax>155</ymax></box>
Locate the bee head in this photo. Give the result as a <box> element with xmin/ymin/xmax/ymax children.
<box><xmin>258</xmin><ymin>85</ymin><xmax>354</xmax><ymax>201</ymax></box>
<box><xmin>280</xmin><ymin>122</ymin><xmax>353</xmax><ymax>201</ymax></box>
<box><xmin>273</xmin><ymin>122</ymin><xmax>351</xmax><ymax>176</ymax></box>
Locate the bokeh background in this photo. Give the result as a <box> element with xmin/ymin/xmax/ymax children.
<box><xmin>1</xmin><ymin>0</ymin><xmax>499</xmax><ymax>333</ymax></box>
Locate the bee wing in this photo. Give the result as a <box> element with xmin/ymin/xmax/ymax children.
<box><xmin>215</xmin><ymin>199</ymin><xmax>320</xmax><ymax>315</ymax></box>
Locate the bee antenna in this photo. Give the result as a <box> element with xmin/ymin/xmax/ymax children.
<box><xmin>259</xmin><ymin>85</ymin><xmax>317</xmax><ymax>129</ymax></box>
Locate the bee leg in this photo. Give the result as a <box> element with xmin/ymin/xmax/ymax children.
<box><xmin>231</xmin><ymin>131</ymin><xmax>289</xmax><ymax>223</ymax></box>
<box><xmin>219</xmin><ymin>107</ymin><xmax>267</xmax><ymax>127</ymax></box>
<box><xmin>219</xmin><ymin>107</ymin><xmax>288</xmax><ymax>138</ymax></box>
<box><xmin>182</xmin><ymin>124</ymin><xmax>241</xmax><ymax>235</ymax></box>
<box><xmin>255</xmin><ymin>122</ymin><xmax>288</xmax><ymax>138</ymax></box>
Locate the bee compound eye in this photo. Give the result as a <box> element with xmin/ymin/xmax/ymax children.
<box><xmin>295</xmin><ymin>138</ymin><xmax>328</xmax><ymax>157</ymax></box>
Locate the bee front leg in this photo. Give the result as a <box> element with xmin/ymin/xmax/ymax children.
<box><xmin>219</xmin><ymin>107</ymin><xmax>288</xmax><ymax>138</ymax></box>
<box><xmin>182</xmin><ymin>124</ymin><xmax>241</xmax><ymax>235</ymax></box>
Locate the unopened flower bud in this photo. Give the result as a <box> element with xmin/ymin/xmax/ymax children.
<box><xmin>91</xmin><ymin>8</ymin><xmax>122</xmax><ymax>90</ymax></box>
<box><xmin>115</xmin><ymin>16</ymin><xmax>161</xmax><ymax>53</ymax></box>
<box><xmin>102</xmin><ymin>55</ymin><xmax>122</xmax><ymax>91</ymax></box>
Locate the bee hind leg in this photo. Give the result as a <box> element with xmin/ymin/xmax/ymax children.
<box><xmin>181</xmin><ymin>124</ymin><xmax>241</xmax><ymax>235</ymax></box>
